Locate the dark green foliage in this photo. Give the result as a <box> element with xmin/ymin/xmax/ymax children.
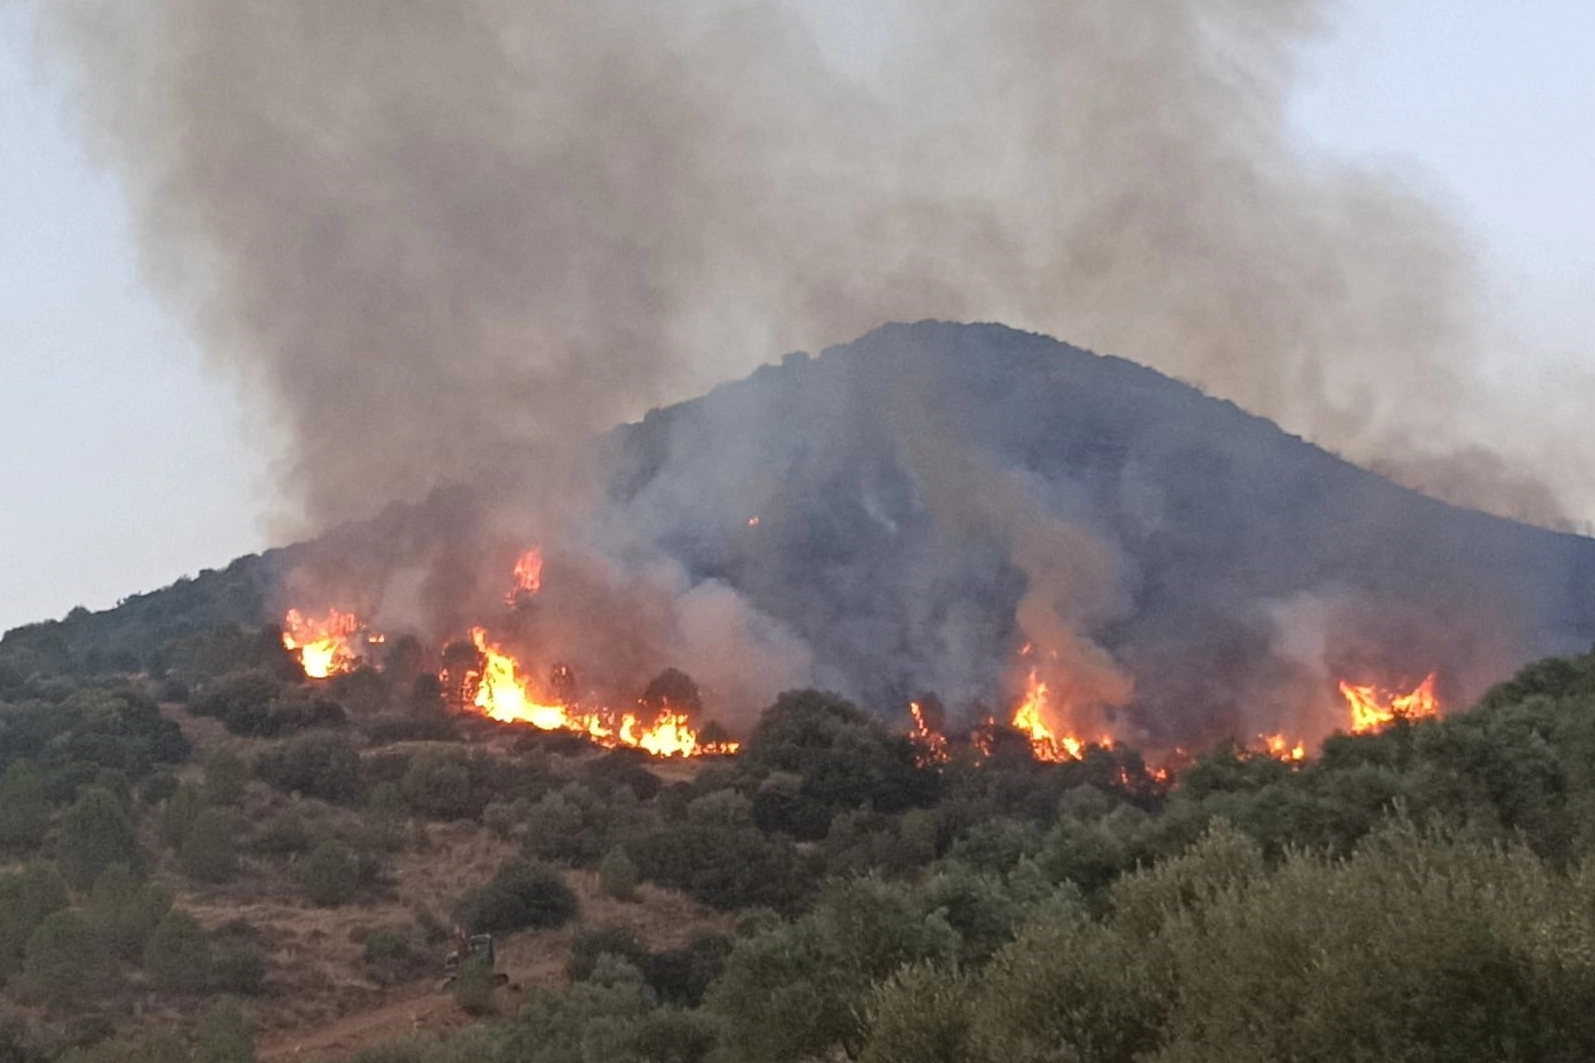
<box><xmin>398</xmin><ymin>747</ymin><xmax>498</xmax><ymax>821</ymax></box>
<box><xmin>642</xmin><ymin>935</ymin><xmax>732</xmax><ymax>1008</ymax></box>
<box><xmin>255</xmin><ymin>732</ymin><xmax>365</xmax><ymax>803</ymax></box>
<box><xmin>84</xmin><ymin>863</ymin><xmax>171</xmax><ymax>962</ymax></box>
<box><xmin>363</xmin><ymin>926</ymin><xmax>427</xmax><ymax>986</ymax></box>
<box><xmin>597</xmin><ymin>846</ymin><xmax>639</xmax><ymax>901</ymax></box>
<box><xmin>705</xmin><ymin>877</ymin><xmax>958</xmax><ymax>1062</ymax></box>
<box><xmin>160</xmin><ymin>783</ymin><xmax>208</xmax><ymax>849</ymax></box>
<box><xmin>252</xmin><ymin>808</ymin><xmax>317</xmax><ymax>857</ymax></box>
<box><xmin>0</xmin><ymin>866</ymin><xmax>69</xmax><ymax>974</ymax></box>
<box><xmin>58</xmin><ymin>786</ymin><xmax>142</xmax><ymax>889</ymax></box>
<box><xmin>144</xmin><ymin>908</ymin><xmax>214</xmax><ymax>993</ymax></box>
<box><xmin>179</xmin><ymin>808</ymin><xmax>240</xmax><ymax>883</ymax></box>
<box><xmin>191</xmin><ymin>998</ymin><xmax>255</xmax><ymax>1063</ymax></box>
<box><xmin>741</xmin><ymin>690</ymin><xmax>939</xmax><ymax>839</ymax></box>
<box><xmin>209</xmin><ymin>920</ymin><xmax>269</xmax><ymax>995</ymax></box>
<box><xmin>202</xmin><ymin>751</ymin><xmax>251</xmax><ymax>806</ymax></box>
<box><xmin>566</xmin><ymin>924</ymin><xmax>649</xmax><ymax>982</ymax></box>
<box><xmin>0</xmin><ymin>686</ymin><xmax>188</xmax><ymax>787</ymax></box>
<box><xmin>193</xmin><ymin>670</ymin><xmax>348</xmax><ymax>737</ymax></box>
<box><xmin>453</xmin><ymin>859</ymin><xmax>576</xmax><ymax>933</ymax></box>
<box><xmin>625</xmin><ymin>822</ymin><xmax>817</xmax><ymax>912</ymax></box>
<box><xmin>23</xmin><ymin>911</ymin><xmax>114</xmax><ymax>1007</ymax></box>
<box><xmin>0</xmin><ymin>760</ymin><xmax>50</xmax><ymax>851</ymax></box>
<box><xmin>450</xmin><ymin>957</ymin><xmax>498</xmax><ymax>1016</ymax></box>
<box><xmin>301</xmin><ymin>840</ymin><xmax>360</xmax><ymax>906</ymax></box>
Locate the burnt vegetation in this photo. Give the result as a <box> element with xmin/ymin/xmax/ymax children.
<box><xmin>5</xmin><ymin>613</ymin><xmax>1595</xmax><ymax>1061</ymax></box>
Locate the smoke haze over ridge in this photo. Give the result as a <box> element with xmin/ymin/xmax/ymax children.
<box><xmin>32</xmin><ymin>0</ymin><xmax>1586</xmax><ymax>535</ymax></box>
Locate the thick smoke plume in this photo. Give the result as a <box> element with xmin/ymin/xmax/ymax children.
<box><xmin>35</xmin><ymin>0</ymin><xmax>1571</xmax><ymax>530</ymax></box>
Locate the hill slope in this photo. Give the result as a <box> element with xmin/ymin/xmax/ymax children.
<box><xmin>10</xmin><ymin>321</ymin><xmax>1595</xmax><ymax>747</ymax></box>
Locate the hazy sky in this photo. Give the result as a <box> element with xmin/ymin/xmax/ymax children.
<box><xmin>1</xmin><ymin>0</ymin><xmax>1591</xmax><ymax>634</ymax></box>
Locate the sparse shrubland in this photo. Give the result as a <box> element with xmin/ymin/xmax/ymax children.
<box><xmin>10</xmin><ymin>627</ymin><xmax>1595</xmax><ymax>1061</ymax></box>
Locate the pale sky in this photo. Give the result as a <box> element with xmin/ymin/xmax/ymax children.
<box><xmin>1</xmin><ymin>1</ymin><xmax>1591</xmax><ymax>634</ymax></box>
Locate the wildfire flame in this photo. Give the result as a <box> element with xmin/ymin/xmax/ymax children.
<box><xmin>1339</xmin><ymin>673</ymin><xmax>1441</xmax><ymax>734</ymax></box>
<box><xmin>1260</xmin><ymin>733</ymin><xmax>1307</xmax><ymax>762</ymax></box>
<box><xmin>281</xmin><ymin>608</ymin><xmax>363</xmax><ymax>679</ymax></box>
<box><xmin>1011</xmin><ymin>668</ymin><xmax>1090</xmax><ymax>762</ymax></box>
<box><xmin>467</xmin><ymin>628</ymin><xmax>735</xmax><ymax>757</ymax></box>
<box><xmin>507</xmin><ymin>547</ymin><xmax>544</xmax><ymax>603</ymax></box>
<box><xmin>908</xmin><ymin>701</ymin><xmax>950</xmax><ymax>766</ymax></box>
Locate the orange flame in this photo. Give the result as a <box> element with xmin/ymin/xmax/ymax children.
<box><xmin>507</xmin><ymin>548</ymin><xmax>544</xmax><ymax>603</ymax></box>
<box><xmin>1339</xmin><ymin>673</ymin><xmax>1440</xmax><ymax>734</ymax></box>
<box><xmin>281</xmin><ymin>609</ymin><xmax>363</xmax><ymax>679</ymax></box>
<box><xmin>908</xmin><ymin>701</ymin><xmax>949</xmax><ymax>766</ymax></box>
<box><xmin>466</xmin><ymin>628</ymin><xmax>736</xmax><ymax>757</ymax></box>
<box><xmin>1260</xmin><ymin>733</ymin><xmax>1307</xmax><ymax>762</ymax></box>
<box><xmin>1011</xmin><ymin>668</ymin><xmax>1089</xmax><ymax>762</ymax></box>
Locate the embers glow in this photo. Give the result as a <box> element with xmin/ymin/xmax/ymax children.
<box><xmin>507</xmin><ymin>547</ymin><xmax>544</xmax><ymax>603</ymax></box>
<box><xmin>282</xmin><ymin>608</ymin><xmax>363</xmax><ymax>679</ymax></box>
<box><xmin>908</xmin><ymin>701</ymin><xmax>949</xmax><ymax>766</ymax></box>
<box><xmin>1339</xmin><ymin>673</ymin><xmax>1441</xmax><ymax>734</ymax></box>
<box><xmin>467</xmin><ymin>628</ymin><xmax>736</xmax><ymax>757</ymax></box>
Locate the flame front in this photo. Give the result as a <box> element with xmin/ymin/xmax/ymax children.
<box><xmin>467</xmin><ymin>628</ymin><xmax>735</xmax><ymax>757</ymax></box>
<box><xmin>507</xmin><ymin>548</ymin><xmax>544</xmax><ymax>603</ymax></box>
<box><xmin>1260</xmin><ymin>733</ymin><xmax>1307</xmax><ymax>762</ymax></box>
<box><xmin>1011</xmin><ymin>668</ymin><xmax>1089</xmax><ymax>761</ymax></box>
<box><xmin>908</xmin><ymin>701</ymin><xmax>949</xmax><ymax>766</ymax></box>
<box><xmin>1339</xmin><ymin>673</ymin><xmax>1440</xmax><ymax>734</ymax></box>
<box><xmin>282</xmin><ymin>608</ymin><xmax>362</xmax><ymax>679</ymax></box>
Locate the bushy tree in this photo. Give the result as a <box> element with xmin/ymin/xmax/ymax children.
<box><xmin>180</xmin><ymin>808</ymin><xmax>240</xmax><ymax>883</ymax></box>
<box><xmin>0</xmin><ymin>865</ymin><xmax>69</xmax><ymax>974</ymax></box>
<box><xmin>597</xmin><ymin>846</ymin><xmax>640</xmax><ymax>901</ymax></box>
<box><xmin>58</xmin><ymin>786</ymin><xmax>142</xmax><ymax>889</ymax></box>
<box><xmin>454</xmin><ymin>859</ymin><xmax>576</xmax><ymax>933</ymax></box>
<box><xmin>84</xmin><ymin>862</ymin><xmax>171</xmax><ymax>961</ymax></box>
<box><xmin>23</xmin><ymin>910</ymin><xmax>114</xmax><ymax>1007</ymax></box>
<box><xmin>255</xmin><ymin>732</ymin><xmax>364</xmax><ymax>804</ymax></box>
<box><xmin>0</xmin><ymin>760</ymin><xmax>51</xmax><ymax>851</ymax></box>
<box><xmin>145</xmin><ymin>908</ymin><xmax>214</xmax><ymax>993</ymax></box>
<box><xmin>301</xmin><ymin>840</ymin><xmax>360</xmax><ymax>906</ymax></box>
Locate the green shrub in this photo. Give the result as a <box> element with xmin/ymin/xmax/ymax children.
<box><xmin>363</xmin><ymin>926</ymin><xmax>427</xmax><ymax>986</ymax></box>
<box><xmin>145</xmin><ymin>908</ymin><xmax>214</xmax><ymax>993</ymax></box>
<box><xmin>180</xmin><ymin>808</ymin><xmax>240</xmax><ymax>883</ymax></box>
<box><xmin>24</xmin><ymin>910</ymin><xmax>114</xmax><ymax>1007</ymax></box>
<box><xmin>597</xmin><ymin>846</ymin><xmax>640</xmax><ymax>901</ymax></box>
<box><xmin>0</xmin><ymin>865</ymin><xmax>69</xmax><ymax>974</ymax></box>
<box><xmin>256</xmin><ymin>733</ymin><xmax>365</xmax><ymax>804</ymax></box>
<box><xmin>58</xmin><ymin>786</ymin><xmax>142</xmax><ymax>889</ymax></box>
<box><xmin>450</xmin><ymin>957</ymin><xmax>498</xmax><ymax>1017</ymax></box>
<box><xmin>566</xmin><ymin>924</ymin><xmax>649</xmax><ymax>982</ymax></box>
<box><xmin>302</xmin><ymin>841</ymin><xmax>360</xmax><ymax>907</ymax></box>
<box><xmin>84</xmin><ymin>862</ymin><xmax>171</xmax><ymax>961</ymax></box>
<box><xmin>453</xmin><ymin>859</ymin><xmax>576</xmax><ymax>933</ymax></box>
<box><xmin>0</xmin><ymin>760</ymin><xmax>51</xmax><ymax>851</ymax></box>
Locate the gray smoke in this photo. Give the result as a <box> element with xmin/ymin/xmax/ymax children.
<box><xmin>33</xmin><ymin>0</ymin><xmax>1574</xmax><ymax>532</ymax></box>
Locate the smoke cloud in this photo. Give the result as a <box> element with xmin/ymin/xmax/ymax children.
<box><xmin>34</xmin><ymin>0</ymin><xmax>1576</xmax><ymax>531</ymax></box>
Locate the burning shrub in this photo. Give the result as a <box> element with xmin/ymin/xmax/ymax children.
<box><xmin>453</xmin><ymin>858</ymin><xmax>577</xmax><ymax>934</ymax></box>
